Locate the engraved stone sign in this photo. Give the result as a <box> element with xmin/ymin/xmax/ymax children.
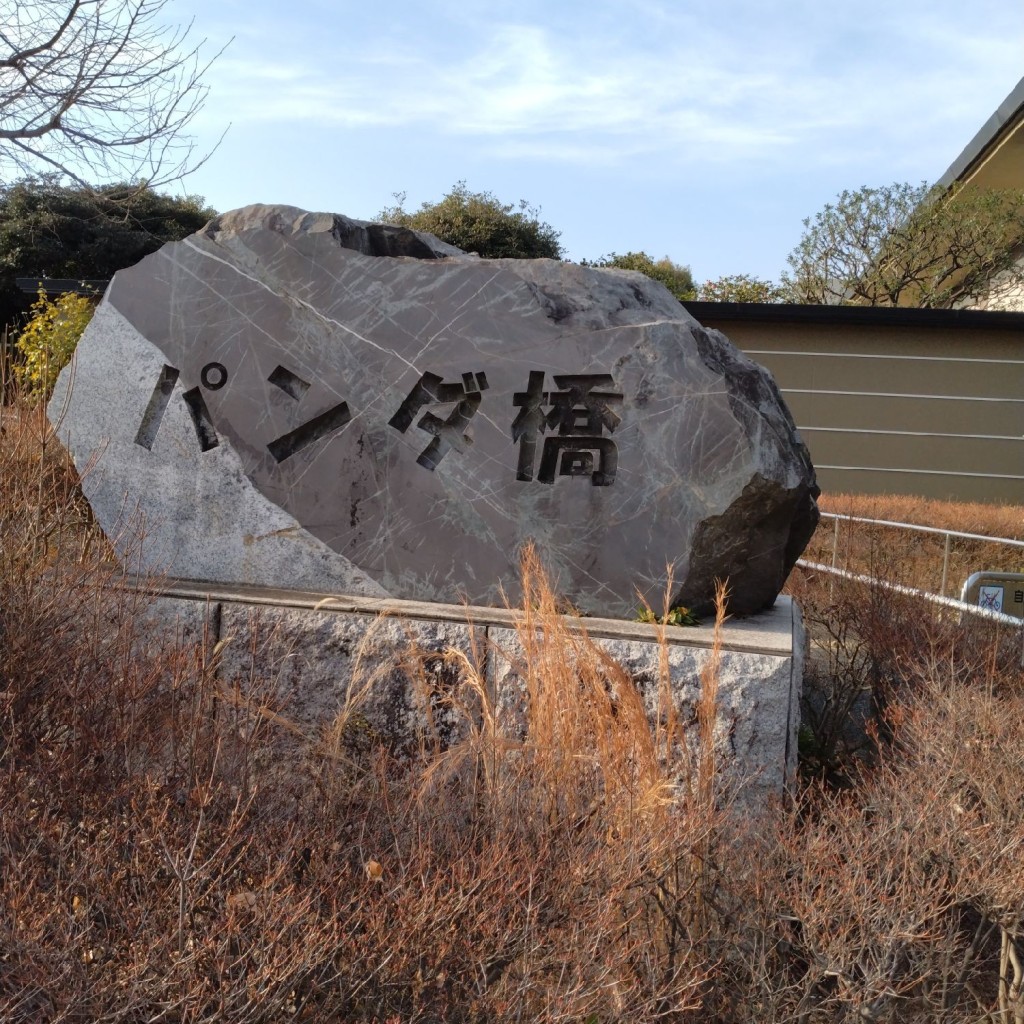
<box><xmin>49</xmin><ymin>205</ymin><xmax>819</xmax><ymax>618</ymax></box>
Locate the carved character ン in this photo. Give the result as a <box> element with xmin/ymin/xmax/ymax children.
<box><xmin>265</xmin><ymin>365</ymin><xmax>351</xmax><ymax>463</ymax></box>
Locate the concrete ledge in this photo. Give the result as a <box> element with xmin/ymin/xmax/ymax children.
<box><xmin>138</xmin><ymin>576</ymin><xmax>800</xmax><ymax>657</ymax></box>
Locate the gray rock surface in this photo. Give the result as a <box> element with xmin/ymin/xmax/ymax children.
<box><xmin>50</xmin><ymin>205</ymin><xmax>818</xmax><ymax>617</ymax></box>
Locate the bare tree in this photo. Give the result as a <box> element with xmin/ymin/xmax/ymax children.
<box><xmin>0</xmin><ymin>0</ymin><xmax>225</xmax><ymax>190</ymax></box>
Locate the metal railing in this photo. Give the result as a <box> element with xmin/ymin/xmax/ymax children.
<box><xmin>808</xmin><ymin>511</ymin><xmax>1024</xmax><ymax>596</ymax></box>
<box><xmin>795</xmin><ymin>512</ymin><xmax>1024</xmax><ymax>665</ymax></box>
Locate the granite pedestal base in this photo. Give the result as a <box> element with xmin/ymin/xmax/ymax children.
<box><xmin>144</xmin><ymin>580</ymin><xmax>805</xmax><ymax>806</ymax></box>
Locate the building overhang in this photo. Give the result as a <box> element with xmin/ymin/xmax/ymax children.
<box><xmin>15</xmin><ymin>278</ymin><xmax>109</xmax><ymax>297</ymax></box>
<box><xmin>683</xmin><ymin>300</ymin><xmax>1024</xmax><ymax>331</ymax></box>
<box><xmin>937</xmin><ymin>75</ymin><xmax>1024</xmax><ymax>190</ymax></box>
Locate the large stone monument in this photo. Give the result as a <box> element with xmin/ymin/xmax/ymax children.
<box><xmin>49</xmin><ymin>205</ymin><xmax>819</xmax><ymax>618</ymax></box>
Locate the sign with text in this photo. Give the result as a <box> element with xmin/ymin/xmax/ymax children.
<box><xmin>49</xmin><ymin>205</ymin><xmax>820</xmax><ymax>617</ymax></box>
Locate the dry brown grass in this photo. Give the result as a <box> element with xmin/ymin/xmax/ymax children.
<box><xmin>819</xmin><ymin>492</ymin><xmax>1024</xmax><ymax>541</ymax></box>
<box><xmin>0</xmin><ymin>393</ymin><xmax>723</xmax><ymax>1022</ymax></box>
<box><xmin>2</xmin><ymin>392</ymin><xmax>1023</xmax><ymax>1023</ymax></box>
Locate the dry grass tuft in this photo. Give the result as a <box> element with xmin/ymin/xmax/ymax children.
<box><xmin>0</xmin><ymin>394</ymin><xmax>723</xmax><ymax>1022</ymax></box>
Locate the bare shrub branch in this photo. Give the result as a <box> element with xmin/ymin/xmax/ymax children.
<box><xmin>0</xmin><ymin>0</ymin><xmax>226</xmax><ymax>190</ymax></box>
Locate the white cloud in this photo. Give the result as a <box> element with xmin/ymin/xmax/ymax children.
<box><xmin>195</xmin><ymin>0</ymin><xmax>1023</xmax><ymax>173</ymax></box>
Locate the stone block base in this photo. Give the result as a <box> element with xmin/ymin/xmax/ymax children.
<box><xmin>143</xmin><ymin>580</ymin><xmax>805</xmax><ymax>805</ymax></box>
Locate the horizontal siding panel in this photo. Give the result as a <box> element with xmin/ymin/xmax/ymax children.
<box><xmin>753</xmin><ymin>351</ymin><xmax>1024</xmax><ymax>401</ymax></box>
<box><xmin>730</xmin><ymin>330</ymin><xmax>1024</xmax><ymax>503</ymax></box>
<box><xmin>800</xmin><ymin>430</ymin><xmax>1023</xmax><ymax>478</ymax></box>
<box><xmin>815</xmin><ymin>466</ymin><xmax>1024</xmax><ymax>504</ymax></box>
<box><xmin>784</xmin><ymin>391</ymin><xmax>1024</xmax><ymax>439</ymax></box>
<box><xmin>732</xmin><ymin>327</ymin><xmax>1024</xmax><ymax>361</ymax></box>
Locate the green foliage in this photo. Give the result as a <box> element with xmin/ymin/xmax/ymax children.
<box><xmin>698</xmin><ymin>273</ymin><xmax>786</xmax><ymax>303</ymax></box>
<box><xmin>783</xmin><ymin>181</ymin><xmax>1024</xmax><ymax>307</ymax></box>
<box><xmin>585</xmin><ymin>251</ymin><xmax>696</xmax><ymax>302</ymax></box>
<box><xmin>796</xmin><ymin>723</ymin><xmax>821</xmax><ymax>760</ymax></box>
<box><xmin>378</xmin><ymin>182</ymin><xmax>562</xmax><ymax>259</ymax></box>
<box><xmin>635</xmin><ymin>604</ymin><xmax>700</xmax><ymax>627</ymax></box>
<box><xmin>0</xmin><ymin>175</ymin><xmax>215</xmax><ymax>331</ymax></box>
<box><xmin>0</xmin><ymin>176</ymin><xmax>216</xmax><ymax>282</ymax></box>
<box><xmin>15</xmin><ymin>288</ymin><xmax>95</xmax><ymax>397</ymax></box>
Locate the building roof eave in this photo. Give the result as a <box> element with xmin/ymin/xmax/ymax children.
<box><xmin>683</xmin><ymin>300</ymin><xmax>1024</xmax><ymax>330</ymax></box>
<box><xmin>936</xmin><ymin>75</ymin><xmax>1024</xmax><ymax>189</ymax></box>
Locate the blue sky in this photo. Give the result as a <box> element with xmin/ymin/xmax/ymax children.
<box><xmin>169</xmin><ymin>0</ymin><xmax>1023</xmax><ymax>284</ymax></box>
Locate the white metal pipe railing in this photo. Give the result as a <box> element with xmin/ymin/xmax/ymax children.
<box><xmin>796</xmin><ymin>560</ymin><xmax>1024</xmax><ymax>627</ymax></box>
<box><xmin>817</xmin><ymin>511</ymin><xmax>1024</xmax><ymax>548</ymax></box>
<box><xmin>815</xmin><ymin>511</ymin><xmax>1024</xmax><ymax>598</ymax></box>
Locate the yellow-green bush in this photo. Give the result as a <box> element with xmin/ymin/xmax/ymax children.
<box><xmin>15</xmin><ymin>287</ymin><xmax>94</xmax><ymax>397</ymax></box>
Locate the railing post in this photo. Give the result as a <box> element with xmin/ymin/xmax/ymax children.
<box><xmin>829</xmin><ymin>516</ymin><xmax>840</xmax><ymax>600</ymax></box>
<box><xmin>798</xmin><ymin>514</ymin><xmax>1024</xmax><ymax>664</ymax></box>
<box><xmin>940</xmin><ymin>534</ymin><xmax>951</xmax><ymax>597</ymax></box>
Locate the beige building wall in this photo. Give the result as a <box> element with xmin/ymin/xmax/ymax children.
<box><xmin>704</xmin><ymin>77</ymin><xmax>1024</xmax><ymax>504</ymax></box>
<box><xmin>969</xmin><ymin>252</ymin><xmax>1024</xmax><ymax>312</ymax></box>
<box><xmin>689</xmin><ymin>307</ymin><xmax>1024</xmax><ymax>505</ymax></box>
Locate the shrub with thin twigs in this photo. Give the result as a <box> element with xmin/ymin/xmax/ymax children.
<box><xmin>2</xmin><ymin>393</ymin><xmax>1022</xmax><ymax>1023</ymax></box>
<box><xmin>787</xmin><ymin>487</ymin><xmax>1023</xmax><ymax>782</ymax></box>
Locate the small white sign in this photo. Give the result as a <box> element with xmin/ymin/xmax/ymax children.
<box><xmin>978</xmin><ymin>585</ymin><xmax>1005</xmax><ymax>612</ymax></box>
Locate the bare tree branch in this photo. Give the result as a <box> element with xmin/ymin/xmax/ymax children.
<box><xmin>0</xmin><ymin>0</ymin><xmax>228</xmax><ymax>192</ymax></box>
